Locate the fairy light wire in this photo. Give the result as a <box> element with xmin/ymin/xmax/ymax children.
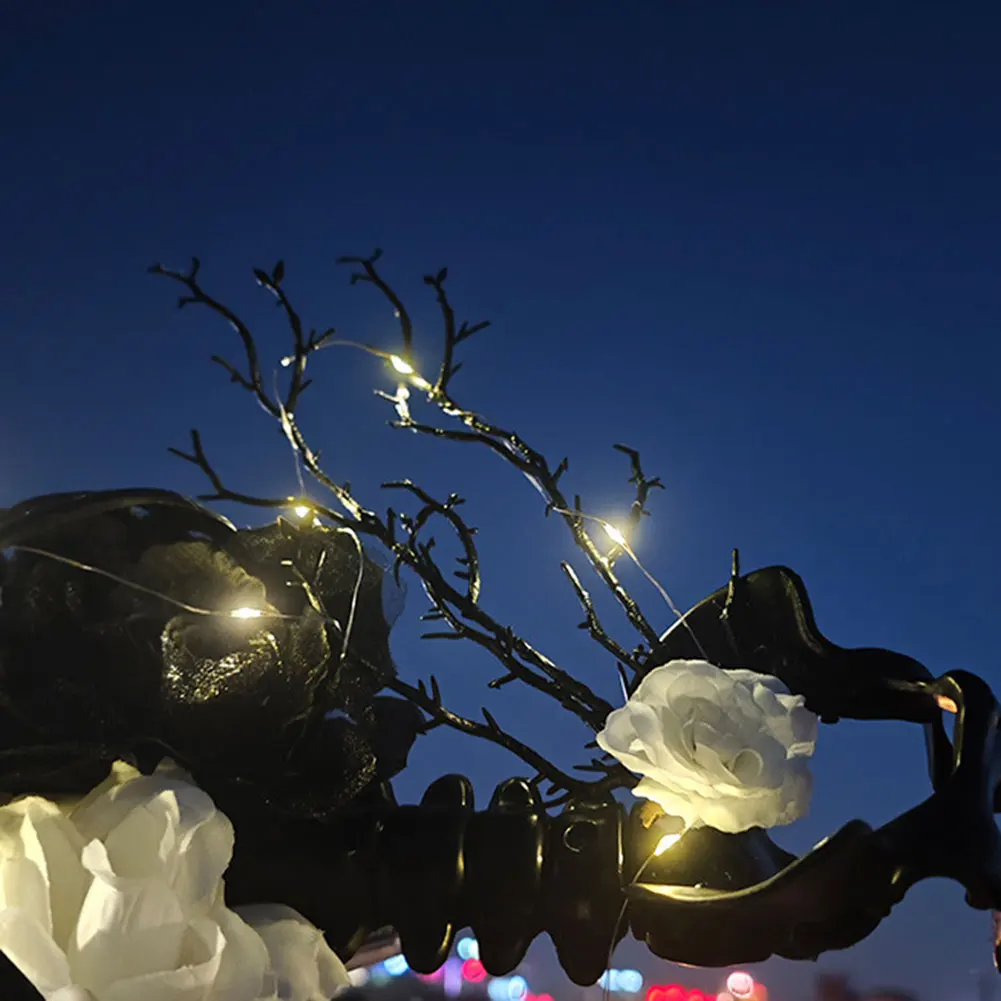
<box><xmin>9</xmin><ymin>509</ymin><xmax>368</xmax><ymax>655</ymax></box>
<box><xmin>550</xmin><ymin>508</ymin><xmax>708</xmax><ymax>660</ymax></box>
<box><xmin>280</xmin><ymin>337</ymin><xmax>702</xmax><ymax>659</ymax></box>
<box><xmin>272</xmin><ymin>365</ymin><xmax>309</xmax><ymax>501</ymax></box>
<box><xmin>293</xmin><ymin>329</ymin><xmax>705</xmax><ymax>660</ymax></box>
<box><xmin>8</xmin><ymin>545</ymin><xmax>294</xmax><ymax>621</ymax></box>
<box><xmin>601</xmin><ymin>830</ymin><xmax>686</xmax><ymax>1001</ymax></box>
<box><xmin>331</xmin><ymin>524</ymin><xmax>365</xmax><ymax>667</ymax></box>
<box><xmin>281</xmin><ymin>338</ymin><xmax>431</xmax><ymax>391</ymax></box>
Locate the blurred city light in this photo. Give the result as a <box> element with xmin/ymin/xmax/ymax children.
<box><xmin>726</xmin><ymin>973</ymin><xmax>754</xmax><ymax>999</ymax></box>
<box><xmin>457</xmin><ymin>937</ymin><xmax>480</xmax><ymax>961</ymax></box>
<box><xmin>462</xmin><ymin>960</ymin><xmax>488</xmax><ymax>984</ymax></box>
<box><xmin>384</xmin><ymin>955</ymin><xmax>410</xmax><ymax>976</ymax></box>
<box><xmin>599</xmin><ymin>969</ymin><xmax>645</xmax><ymax>993</ymax></box>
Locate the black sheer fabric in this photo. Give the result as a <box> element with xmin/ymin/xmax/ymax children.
<box><xmin>0</xmin><ymin>490</ymin><xmax>422</xmax><ymax>821</ymax></box>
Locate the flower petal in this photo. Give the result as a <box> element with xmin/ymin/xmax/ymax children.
<box><xmin>210</xmin><ymin>907</ymin><xmax>271</xmax><ymax>1001</ymax></box>
<box><xmin>0</xmin><ymin>907</ymin><xmax>73</xmax><ymax>996</ymax></box>
<box><xmin>69</xmin><ymin>838</ymin><xmax>189</xmax><ymax>988</ymax></box>
<box><xmin>96</xmin><ymin>918</ymin><xmax>225</xmax><ymax>1001</ymax></box>
<box><xmin>237</xmin><ymin>904</ymin><xmax>350</xmax><ymax>1001</ymax></box>
<box><xmin>52</xmin><ymin>987</ymin><xmax>96</xmax><ymax>1001</ymax></box>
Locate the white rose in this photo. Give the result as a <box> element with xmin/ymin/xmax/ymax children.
<box><xmin>597</xmin><ymin>659</ymin><xmax>819</xmax><ymax>834</ymax></box>
<box><xmin>0</xmin><ymin>761</ymin><xmax>345</xmax><ymax>1001</ymax></box>
<box><xmin>235</xmin><ymin>905</ymin><xmax>348</xmax><ymax>1001</ymax></box>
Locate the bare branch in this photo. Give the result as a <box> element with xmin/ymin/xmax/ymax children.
<box><xmin>154</xmin><ymin>259</ymin><xmax>614</xmax><ymax>732</ymax></box>
<box><xmin>339</xmin><ymin>255</ymin><xmax>662</xmax><ymax>650</ymax></box>
<box><xmin>606</xmin><ymin>443</ymin><xmax>664</xmax><ymax>564</ymax></box>
<box><xmin>386</xmin><ymin>676</ymin><xmax>633</xmax><ymax>801</ymax></box>
<box><xmin>150</xmin><ymin>259</ymin><xmax>274</xmax><ymax>411</ymax></box>
<box><xmin>421</xmin><ymin>267</ymin><xmax>492</xmax><ymax>397</ymax></box>
<box><xmin>336</xmin><ymin>249</ymin><xmax>414</xmax><ymax>361</ymax></box>
<box><xmin>172</xmin><ymin>424</ymin><xmax>612</xmax><ymax>728</ymax></box>
<box><xmin>155</xmin><ymin>254</ymin><xmax>681</xmax><ymax>816</ymax></box>
<box><xmin>561</xmin><ymin>561</ymin><xmax>641</xmax><ymax>671</ymax></box>
<box><xmin>382</xmin><ymin>479</ymin><xmax>481</xmax><ymax>604</ymax></box>
<box><xmin>251</xmin><ymin>262</ymin><xmax>312</xmax><ymax>410</ymax></box>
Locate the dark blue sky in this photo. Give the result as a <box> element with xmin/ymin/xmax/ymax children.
<box><xmin>2</xmin><ymin>2</ymin><xmax>1000</xmax><ymax>998</ymax></box>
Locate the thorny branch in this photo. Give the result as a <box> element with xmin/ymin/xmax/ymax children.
<box><xmin>152</xmin><ymin>252</ymin><xmax>665</xmax><ymax>800</ymax></box>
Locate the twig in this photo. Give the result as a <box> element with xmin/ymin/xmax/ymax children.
<box><xmin>151</xmin><ymin>258</ymin><xmax>366</xmax><ymax>524</ymax></box>
<box><xmin>607</xmin><ymin>444</ymin><xmax>664</xmax><ymax>564</ymax></box>
<box><xmin>386</xmin><ymin>676</ymin><xmax>633</xmax><ymax>801</ymax></box>
<box><xmin>152</xmin><ymin>255</ymin><xmax>653</xmax><ymax>792</ymax></box>
<box><xmin>335</xmin><ymin>250</ymin><xmax>414</xmax><ymax>362</ymax></box>
<box><xmin>339</xmin><ymin>252</ymin><xmax>662</xmax><ymax>650</ymax></box>
<box><xmin>382</xmin><ymin>480</ymin><xmax>481</xmax><ymax>604</ymax></box>
<box><xmin>560</xmin><ymin>561</ymin><xmax>642</xmax><ymax>672</ymax></box>
<box><xmin>421</xmin><ymin>267</ymin><xmax>491</xmax><ymax>397</ymax></box>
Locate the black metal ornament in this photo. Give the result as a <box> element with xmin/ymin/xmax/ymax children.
<box><xmin>0</xmin><ymin>495</ymin><xmax>999</xmax><ymax>992</ymax></box>
<box><xmin>217</xmin><ymin>565</ymin><xmax>1001</xmax><ymax>984</ymax></box>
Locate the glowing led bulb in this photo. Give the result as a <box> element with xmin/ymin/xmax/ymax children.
<box><xmin>293</xmin><ymin>504</ymin><xmax>311</xmax><ymax>519</ymax></box>
<box><xmin>603</xmin><ymin>522</ymin><xmax>627</xmax><ymax>547</ymax></box>
<box><xmin>653</xmin><ymin>832</ymin><xmax>682</xmax><ymax>856</ymax></box>
<box><xmin>230</xmin><ymin>607</ymin><xmax>263</xmax><ymax>619</ymax></box>
<box><xmin>389</xmin><ymin>354</ymin><xmax>414</xmax><ymax>375</ymax></box>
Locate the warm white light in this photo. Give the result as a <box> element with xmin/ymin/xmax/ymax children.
<box><xmin>726</xmin><ymin>972</ymin><xmax>755</xmax><ymax>999</ymax></box>
<box><xmin>230</xmin><ymin>607</ymin><xmax>264</xmax><ymax>619</ymax></box>
<box><xmin>604</xmin><ymin>522</ymin><xmax>628</xmax><ymax>547</ymax></box>
<box><xmin>389</xmin><ymin>354</ymin><xmax>414</xmax><ymax>375</ymax></box>
<box><xmin>653</xmin><ymin>832</ymin><xmax>682</xmax><ymax>856</ymax></box>
<box><xmin>280</xmin><ymin>355</ymin><xmax>293</xmax><ymax>368</ymax></box>
<box><xmin>293</xmin><ymin>504</ymin><xmax>311</xmax><ymax>519</ymax></box>
<box><xmin>936</xmin><ymin>694</ymin><xmax>958</xmax><ymax>714</ymax></box>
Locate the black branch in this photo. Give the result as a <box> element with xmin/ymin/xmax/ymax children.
<box><xmin>385</xmin><ymin>676</ymin><xmax>630</xmax><ymax>801</ymax></box>
<box><xmin>607</xmin><ymin>443</ymin><xmax>664</xmax><ymax>564</ymax></box>
<box><xmin>561</xmin><ymin>561</ymin><xmax>642</xmax><ymax>673</ymax></box>
<box><xmin>338</xmin><ymin>252</ymin><xmax>663</xmax><ymax>650</ymax></box>
<box><xmin>152</xmin><ymin>258</ymin><xmax>632</xmax><ymax>797</ymax></box>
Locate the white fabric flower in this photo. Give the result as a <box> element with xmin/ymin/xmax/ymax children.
<box><xmin>597</xmin><ymin>659</ymin><xmax>819</xmax><ymax>833</ymax></box>
<box><xmin>235</xmin><ymin>905</ymin><xmax>348</xmax><ymax>1001</ymax></box>
<box><xmin>0</xmin><ymin>761</ymin><xmax>345</xmax><ymax>1001</ymax></box>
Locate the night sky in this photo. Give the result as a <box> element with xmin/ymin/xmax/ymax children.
<box><xmin>2</xmin><ymin>3</ymin><xmax>1000</xmax><ymax>1000</ymax></box>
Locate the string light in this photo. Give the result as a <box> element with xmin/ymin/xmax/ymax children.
<box><xmin>293</xmin><ymin>504</ymin><xmax>311</xmax><ymax>519</ymax></box>
<box><xmin>550</xmin><ymin>507</ymin><xmax>708</xmax><ymax>660</ymax></box>
<box><xmin>9</xmin><ymin>545</ymin><xmax>293</xmax><ymax>622</ymax></box>
<box><xmin>603</xmin><ymin>522</ymin><xmax>628</xmax><ymax>547</ymax></box>
<box><xmin>602</xmin><ymin>824</ymin><xmax>687</xmax><ymax>1001</ymax></box>
<box><xmin>7</xmin><ymin>541</ymin><xmax>364</xmax><ymax>656</ymax></box>
<box><xmin>230</xmin><ymin>607</ymin><xmax>264</xmax><ymax>619</ymax></box>
<box><xmin>279</xmin><ymin>340</ymin><xmax>432</xmax><ymax>392</ymax></box>
<box><xmin>653</xmin><ymin>832</ymin><xmax>683</xmax><ymax>856</ymax></box>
